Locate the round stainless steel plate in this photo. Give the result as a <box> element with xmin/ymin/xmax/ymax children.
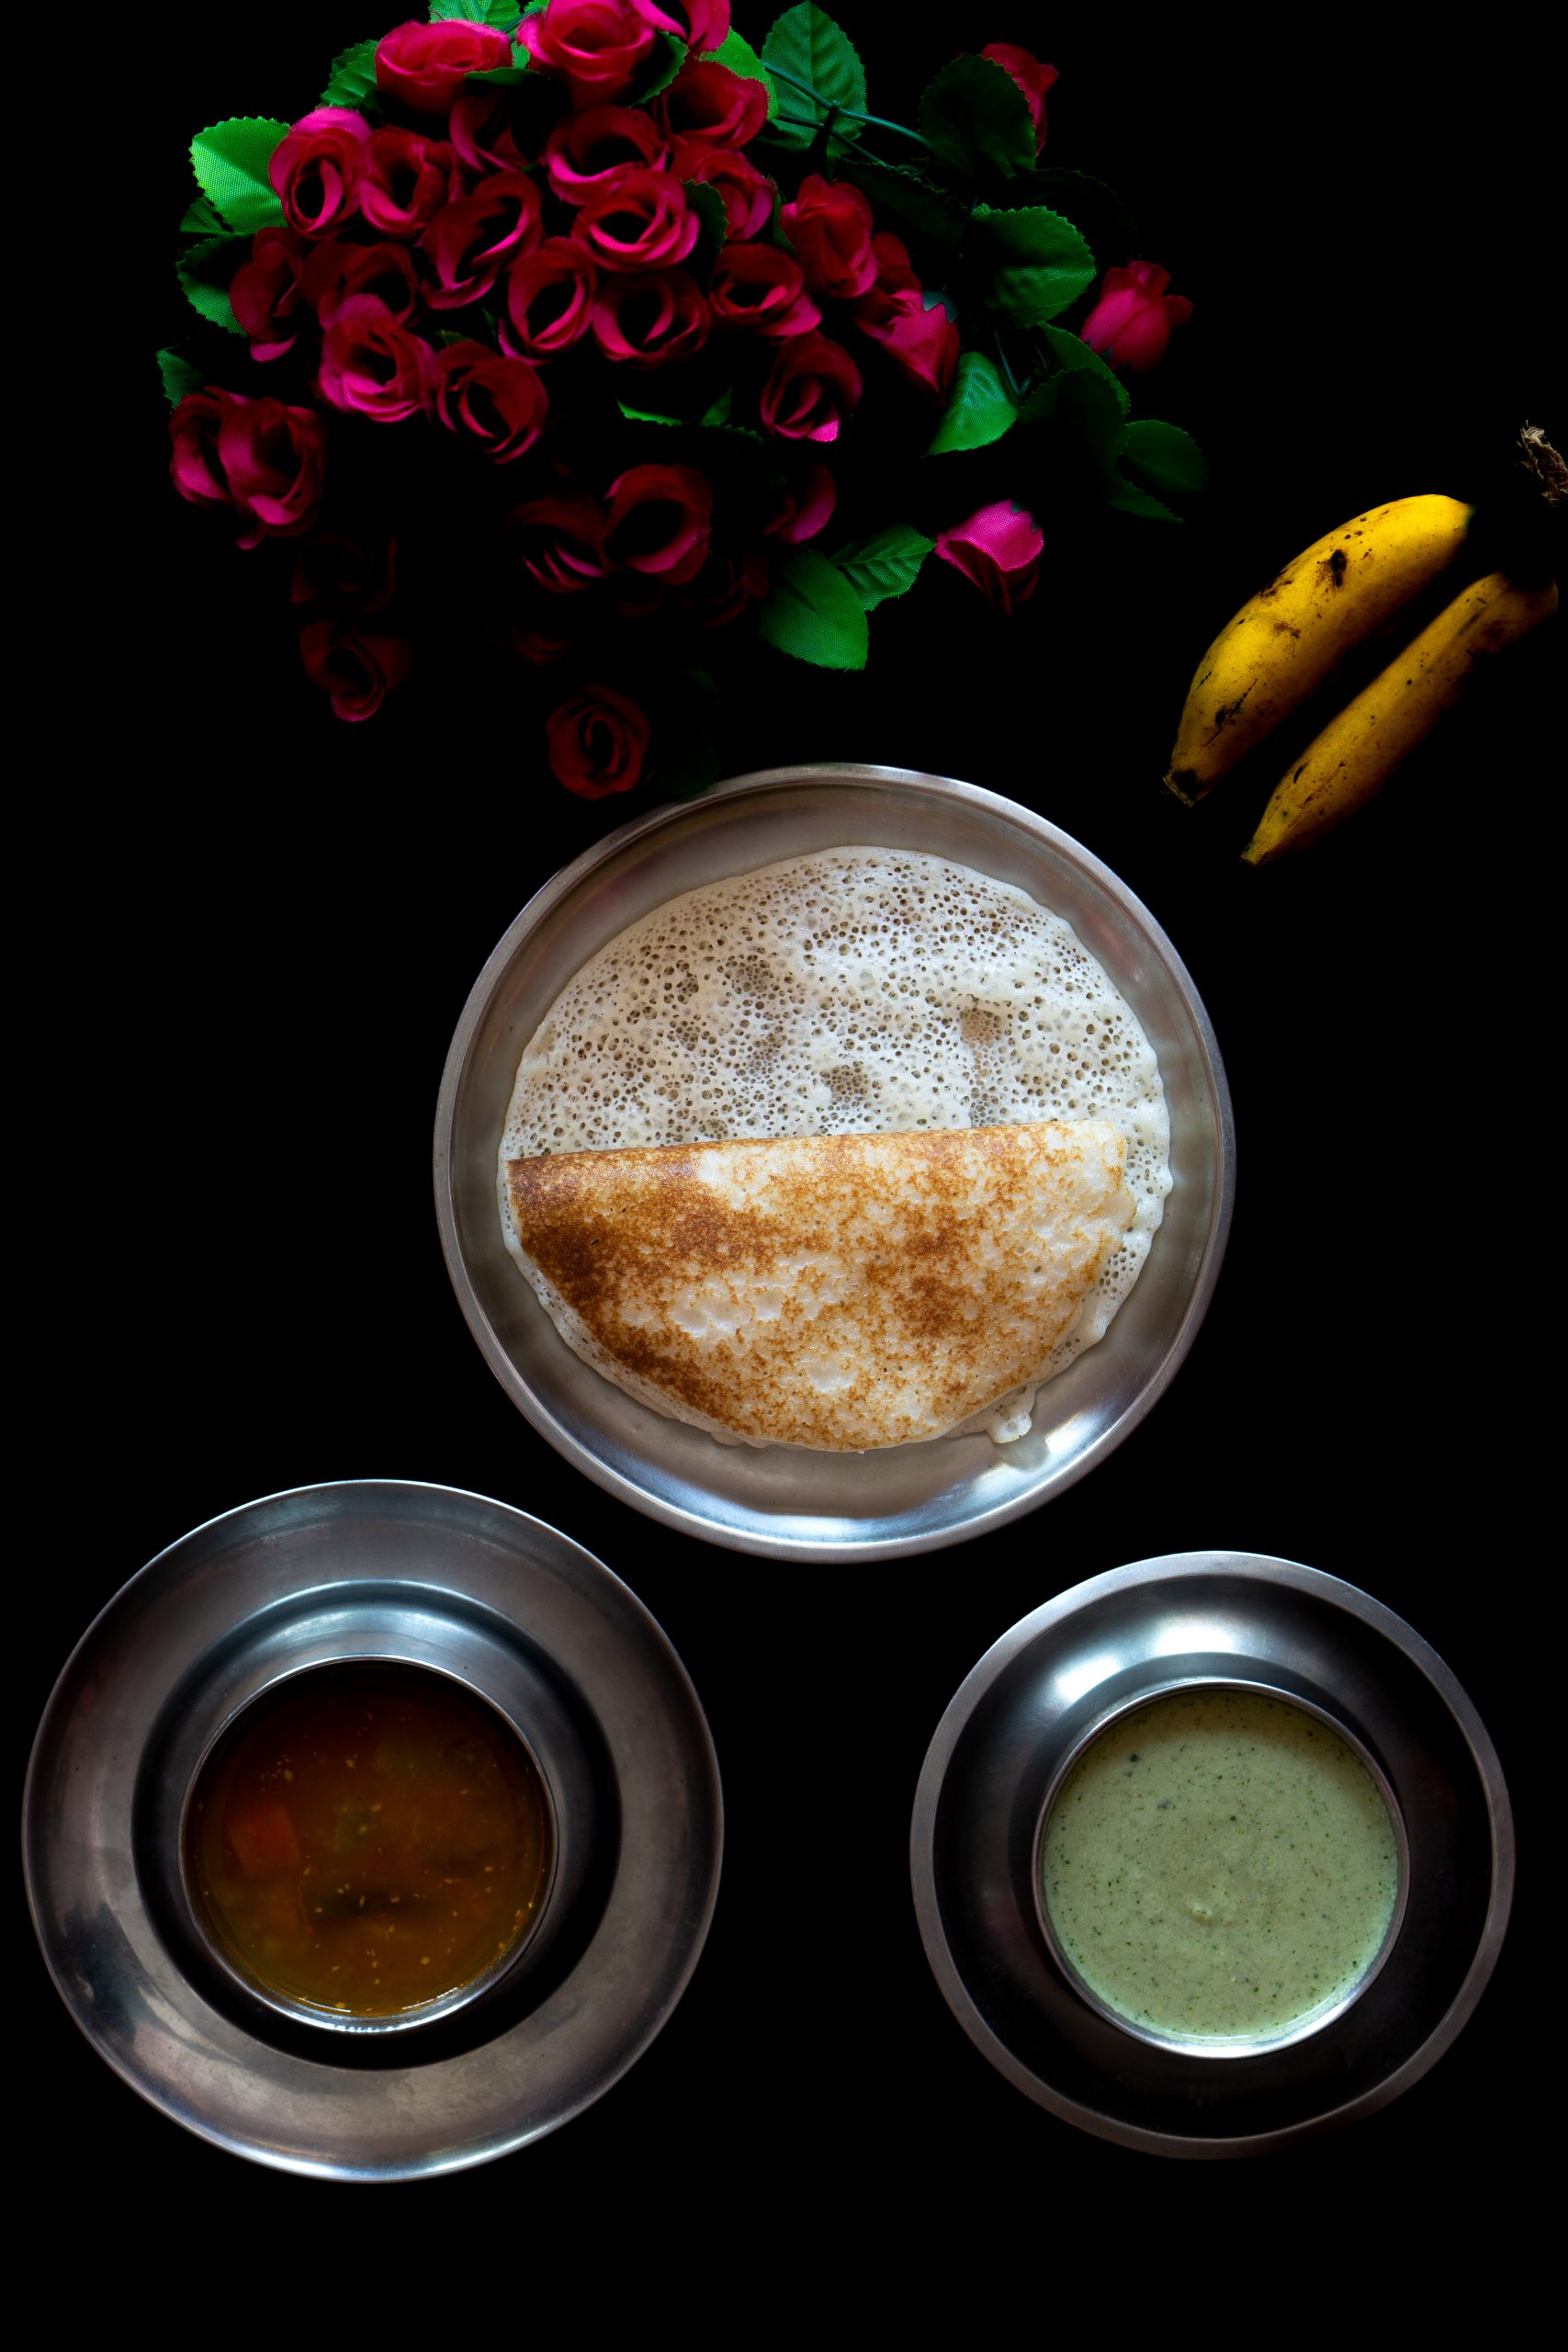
<box><xmin>23</xmin><ymin>1481</ymin><xmax>723</xmax><ymax>2179</ymax></box>
<box><xmin>910</xmin><ymin>1551</ymin><xmax>1513</xmax><ymax>2155</ymax></box>
<box><xmin>434</xmin><ymin>764</ymin><xmax>1234</xmax><ymax>1560</ymax></box>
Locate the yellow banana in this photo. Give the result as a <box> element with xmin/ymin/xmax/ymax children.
<box><xmin>1165</xmin><ymin>492</ymin><xmax>1472</xmax><ymax>802</ymax></box>
<box><xmin>1242</xmin><ymin>571</ymin><xmax>1557</xmax><ymax>864</ymax></box>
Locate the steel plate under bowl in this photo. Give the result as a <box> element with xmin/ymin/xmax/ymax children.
<box><xmin>434</xmin><ymin>764</ymin><xmax>1234</xmax><ymax>1560</ymax></box>
<box><xmin>23</xmin><ymin>1481</ymin><xmax>723</xmax><ymax>2180</ymax></box>
<box><xmin>909</xmin><ymin>1551</ymin><xmax>1513</xmax><ymax>2156</ymax></box>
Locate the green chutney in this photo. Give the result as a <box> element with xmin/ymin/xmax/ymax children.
<box><xmin>1041</xmin><ymin>1686</ymin><xmax>1400</xmax><ymax>2045</ymax></box>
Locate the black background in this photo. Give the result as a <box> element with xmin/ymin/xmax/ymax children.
<box><xmin>27</xmin><ymin>2</ymin><xmax>1548</xmax><ymax>2293</ymax></box>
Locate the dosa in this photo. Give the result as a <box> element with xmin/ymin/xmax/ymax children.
<box><xmin>504</xmin><ymin>1122</ymin><xmax>1134</xmax><ymax>1451</ymax></box>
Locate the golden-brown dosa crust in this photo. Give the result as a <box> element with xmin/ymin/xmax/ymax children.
<box><xmin>506</xmin><ymin>1124</ymin><xmax>1132</xmax><ymax>1450</ymax></box>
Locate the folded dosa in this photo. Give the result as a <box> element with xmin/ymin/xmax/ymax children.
<box><xmin>504</xmin><ymin>1122</ymin><xmax>1134</xmax><ymax>1451</ymax></box>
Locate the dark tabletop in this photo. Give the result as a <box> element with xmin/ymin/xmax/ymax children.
<box><xmin>26</xmin><ymin>4</ymin><xmax>1546</xmax><ymax>2292</ymax></box>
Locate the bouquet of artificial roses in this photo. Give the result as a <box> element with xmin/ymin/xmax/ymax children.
<box><xmin>163</xmin><ymin>0</ymin><xmax>1201</xmax><ymax>796</ymax></box>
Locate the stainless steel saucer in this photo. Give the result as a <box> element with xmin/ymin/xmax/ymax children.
<box><xmin>910</xmin><ymin>1551</ymin><xmax>1512</xmax><ymax>2155</ymax></box>
<box><xmin>24</xmin><ymin>1481</ymin><xmax>723</xmax><ymax>2178</ymax></box>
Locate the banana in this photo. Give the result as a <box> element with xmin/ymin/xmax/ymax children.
<box><xmin>1241</xmin><ymin>571</ymin><xmax>1557</xmax><ymax>864</ymax></box>
<box><xmin>1165</xmin><ymin>493</ymin><xmax>1472</xmax><ymax>802</ymax></box>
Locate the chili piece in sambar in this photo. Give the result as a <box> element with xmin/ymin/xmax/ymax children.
<box><xmin>186</xmin><ymin>1663</ymin><xmax>552</xmax><ymax>2018</ymax></box>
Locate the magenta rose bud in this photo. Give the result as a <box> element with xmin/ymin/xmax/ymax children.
<box><xmin>302</xmin><ymin>239</ymin><xmax>423</xmax><ymax>328</ymax></box>
<box><xmin>422</xmin><ymin>173</ymin><xmax>544</xmax><ymax>308</ymax></box>
<box><xmin>217</xmin><ymin>398</ymin><xmax>328</xmax><ymax>544</ymax></box>
<box><xmin>517</xmin><ymin>0</ymin><xmax>656</xmax><ymax>108</ymax></box>
<box><xmin>300</xmin><ymin>618</ymin><xmax>412</xmax><ymax>721</ymax></box>
<box><xmin>374</xmin><ymin>19</ymin><xmax>512</xmax><ymax>114</ymax></box>
<box><xmin>317</xmin><ymin>296</ymin><xmax>434</xmax><ymax>421</ymax></box>
<box><xmin>576</xmin><ymin>166</ymin><xmax>698</xmax><ymax>272</ymax></box>
<box><xmin>546</xmin><ymin>684</ymin><xmax>650</xmax><ymax>797</ymax></box>
<box><xmin>853</xmin><ymin>288</ymin><xmax>960</xmax><ymax>401</ymax></box>
<box><xmin>448</xmin><ymin>92</ymin><xmax>532</xmax><ymax>178</ymax></box>
<box><xmin>978</xmin><ymin>43</ymin><xmax>1058</xmax><ymax>152</ymax></box>
<box><xmin>231</xmin><ymin>227</ymin><xmax>311</xmax><ymax>360</ymax></box>
<box><xmin>502</xmin><ymin>237</ymin><xmax>601</xmax><ymax>357</ymax></box>
<box><xmin>269</xmin><ymin>108</ymin><xmax>372</xmax><ymax>239</ymax></box>
<box><xmin>780</xmin><ymin>175</ymin><xmax>877</xmax><ymax>300</ymax></box>
<box><xmin>1079</xmin><ymin>260</ymin><xmax>1192</xmax><ymax>374</ymax></box>
<box><xmin>630</xmin><ymin>0</ymin><xmax>730</xmax><ymax>47</ymax></box>
<box><xmin>361</xmin><ymin>129</ymin><xmax>457</xmax><ymax>241</ymax></box>
<box><xmin>169</xmin><ymin>387</ymin><xmax>242</xmax><ymax>512</ymax></box>
<box><xmin>604</xmin><ymin>464</ymin><xmax>713</xmax><ymax>583</ymax></box>
<box><xmin>935</xmin><ymin>499</ymin><xmax>1044</xmax><ymax>613</ymax></box>
<box><xmin>434</xmin><ymin>341</ymin><xmax>549</xmax><ymax>462</ymax></box>
<box><xmin>758</xmin><ymin>458</ymin><xmax>836</xmax><ymax>545</ymax></box>
<box><xmin>707</xmin><ymin>243</ymin><xmax>819</xmax><ymax>337</ymax></box>
<box><xmin>758</xmin><ymin>331</ymin><xmax>862</xmax><ymax>442</ymax></box>
<box><xmin>592</xmin><ymin>269</ymin><xmax>709</xmax><ymax>367</ymax></box>
<box><xmin>672</xmin><ymin>141</ymin><xmax>773</xmax><ymax>240</ymax></box>
<box><xmin>653</xmin><ymin>59</ymin><xmax>769</xmax><ymax>148</ymax></box>
<box><xmin>679</xmin><ymin>545</ymin><xmax>769</xmax><ymax>627</ymax></box>
<box><xmin>505</xmin><ymin>492</ymin><xmax>608</xmax><ymax>594</ymax></box>
<box><xmin>291</xmin><ymin>530</ymin><xmax>397</xmax><ymax>611</ymax></box>
<box><xmin>546</xmin><ymin>107</ymin><xmax>668</xmax><ymax>204</ymax></box>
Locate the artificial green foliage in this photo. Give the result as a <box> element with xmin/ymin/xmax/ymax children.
<box><xmin>762</xmin><ymin>4</ymin><xmax>866</xmax><ymax>148</ymax></box>
<box><xmin>757</xmin><ymin>547</ymin><xmax>870</xmax><ymax>667</ymax></box>
<box><xmin>1120</xmin><ymin>420</ymin><xmax>1208</xmax><ymax>495</ymax></box>
<box><xmin>1031</xmin><ymin>323</ymin><xmax>1130</xmax><ymax>414</ymax></box>
<box><xmin>189</xmin><ymin>119</ymin><xmax>290</xmax><ymax>236</ymax></box>
<box><xmin>177</xmin><ymin>235</ymin><xmax>251</xmax><ymax>332</ymax></box>
<box><xmin>1103</xmin><ymin>477</ymin><xmax>1180</xmax><ymax>521</ymax></box>
<box><xmin>430</xmin><ymin>0</ymin><xmax>523</xmax><ymax>25</ymax></box>
<box><xmin>967</xmin><ymin>204</ymin><xmax>1097</xmax><ymax>326</ymax></box>
<box><xmin>928</xmin><ymin>352</ymin><xmax>1017</xmax><ymax>454</ymax></box>
<box><xmin>157</xmin><ymin>348</ymin><xmax>209</xmax><ymax>406</ymax></box>
<box><xmin>919</xmin><ymin>55</ymin><xmax>1035</xmax><ymax>184</ymax></box>
<box><xmin>829</xmin><ymin>526</ymin><xmax>936</xmax><ymax>609</ymax></box>
<box><xmin>178</xmin><ymin>194</ymin><xmax>226</xmax><ymax>240</ymax></box>
<box><xmin>705</xmin><ymin>28</ymin><xmax>776</xmax><ymax>111</ymax></box>
<box><xmin>839</xmin><ymin>156</ymin><xmax>966</xmax><ymax>257</ymax></box>
<box><xmin>321</xmin><ymin>40</ymin><xmax>382</xmax><ymax>110</ymax></box>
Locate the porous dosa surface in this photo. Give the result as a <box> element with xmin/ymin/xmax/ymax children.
<box><xmin>506</xmin><ymin>1124</ymin><xmax>1135</xmax><ymax>1451</ymax></box>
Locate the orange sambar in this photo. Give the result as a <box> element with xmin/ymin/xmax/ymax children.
<box><xmin>186</xmin><ymin>1663</ymin><xmax>552</xmax><ymax>2018</ymax></box>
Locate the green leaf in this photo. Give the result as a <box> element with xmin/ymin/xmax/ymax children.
<box><xmin>762</xmin><ymin>4</ymin><xmax>866</xmax><ymax>150</ymax></box>
<box><xmin>919</xmin><ymin>55</ymin><xmax>1034</xmax><ymax>183</ymax></box>
<box><xmin>686</xmin><ymin>180</ymin><xmax>729</xmax><ymax>262</ymax></box>
<box><xmin>705</xmin><ymin>28</ymin><xmax>776</xmax><ymax>115</ymax></box>
<box><xmin>829</xmin><ymin>524</ymin><xmax>934</xmax><ymax>610</ymax></box>
<box><xmin>1029</xmin><ymin>169</ymin><xmax>1141</xmax><ymax>265</ymax></box>
<box><xmin>630</xmin><ymin>29</ymin><xmax>687</xmax><ymax>106</ymax></box>
<box><xmin>756</xmin><ymin>544</ymin><xmax>869</xmax><ymax>668</ymax></box>
<box><xmin>1119</xmin><ymin>418</ymin><xmax>1207</xmax><ymax>497</ymax></box>
<box><xmin>1032</xmin><ymin>322</ymin><xmax>1129</xmax><ymax>415</ymax></box>
<box><xmin>967</xmin><ymin>203</ymin><xmax>1096</xmax><ymax>326</ymax></box>
<box><xmin>431</xmin><ymin>0</ymin><xmax>522</xmax><ymax>23</ymax></box>
<box><xmin>320</xmin><ymin>39</ymin><xmax>381</xmax><ymax>110</ymax></box>
<box><xmin>464</xmin><ymin>63</ymin><xmax>532</xmax><ymax>86</ymax></box>
<box><xmin>189</xmin><ymin>119</ymin><xmax>289</xmax><ymax>235</ymax></box>
<box><xmin>1104</xmin><ymin>475</ymin><xmax>1181</xmax><ymax>521</ymax></box>
<box><xmin>176</xmin><ymin>235</ymin><xmax>250</xmax><ymax>334</ymax></box>
<box><xmin>927</xmin><ymin>351</ymin><xmax>1017</xmax><ymax>455</ymax></box>
<box><xmin>178</xmin><ymin>193</ymin><xmax>226</xmax><ymax>240</ymax></box>
<box><xmin>618</xmin><ymin>401</ymin><xmax>686</xmax><ymax>426</ymax></box>
<box><xmin>837</xmin><ymin>156</ymin><xmax>965</xmax><ymax>258</ymax></box>
<box><xmin>698</xmin><ymin>386</ymin><xmax>734</xmax><ymax>428</ymax></box>
<box><xmin>1016</xmin><ymin>368</ymin><xmax>1125</xmax><ymax>468</ymax></box>
<box><xmin>156</xmin><ymin>348</ymin><xmax>208</xmax><ymax>407</ymax></box>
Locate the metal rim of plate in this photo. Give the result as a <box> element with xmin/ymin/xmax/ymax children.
<box><xmin>909</xmin><ymin>1550</ymin><xmax>1514</xmax><ymax>2157</ymax></box>
<box><xmin>434</xmin><ymin>763</ymin><xmax>1235</xmax><ymax>1561</ymax></box>
<box><xmin>23</xmin><ymin>1480</ymin><xmax>724</xmax><ymax>2181</ymax></box>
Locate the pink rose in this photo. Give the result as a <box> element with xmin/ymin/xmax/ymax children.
<box><xmin>979</xmin><ymin>43</ymin><xmax>1057</xmax><ymax>152</ymax></box>
<box><xmin>591</xmin><ymin>269</ymin><xmax>709</xmax><ymax>367</ymax></box>
<box><xmin>1080</xmin><ymin>260</ymin><xmax>1192</xmax><ymax>374</ymax></box>
<box><xmin>269</xmin><ymin>108</ymin><xmax>372</xmax><ymax>239</ymax></box>
<box><xmin>170</xmin><ymin>389</ymin><xmax>326</xmax><ymax>547</ymax></box>
<box><xmin>317</xmin><ymin>296</ymin><xmax>434</xmax><ymax>420</ymax></box>
<box><xmin>301</xmin><ymin>239</ymin><xmax>423</xmax><ymax>328</ymax></box>
<box><xmin>434</xmin><ymin>341</ymin><xmax>549</xmax><ymax>462</ymax></box>
<box><xmin>230</xmin><ymin>227</ymin><xmax>311</xmax><ymax>360</ymax></box>
<box><xmin>169</xmin><ymin>387</ymin><xmax>241</xmax><ymax>514</ymax></box>
<box><xmin>361</xmin><ymin>128</ymin><xmax>457</xmax><ymax>240</ymax></box>
<box><xmin>290</xmin><ymin>530</ymin><xmax>397</xmax><ymax>611</ymax></box>
<box><xmin>630</xmin><ymin>0</ymin><xmax>730</xmax><ymax>46</ymax></box>
<box><xmin>935</xmin><ymin>500</ymin><xmax>1043</xmax><ymax>612</ymax></box>
<box><xmin>546</xmin><ymin>684</ymin><xmax>650</xmax><ymax>797</ymax></box>
<box><xmin>300</xmin><ymin>619</ymin><xmax>412</xmax><ymax>720</ymax></box>
<box><xmin>517</xmin><ymin>0</ymin><xmax>656</xmax><ymax>108</ymax></box>
<box><xmin>502</xmin><ymin>237</ymin><xmax>601</xmax><ymax>357</ymax></box>
<box><xmin>758</xmin><ymin>331</ymin><xmax>862</xmax><ymax>441</ymax></box>
<box><xmin>449</xmin><ymin>91</ymin><xmax>532</xmax><ymax>178</ymax></box>
<box><xmin>707</xmin><ymin>243</ymin><xmax>818</xmax><ymax>337</ymax></box>
<box><xmin>374</xmin><ymin>19</ymin><xmax>512</xmax><ymax>115</ymax></box>
<box><xmin>757</xmin><ymin>458</ymin><xmax>836</xmax><ymax>545</ymax></box>
<box><xmin>422</xmin><ymin>172</ymin><xmax>544</xmax><ymax>308</ymax></box>
<box><xmin>679</xmin><ymin>546</ymin><xmax>769</xmax><ymax>627</ymax></box>
<box><xmin>853</xmin><ymin>287</ymin><xmax>959</xmax><ymax>400</ymax></box>
<box><xmin>576</xmin><ymin>166</ymin><xmax>698</xmax><ymax>271</ymax></box>
<box><xmin>604</xmin><ymin>464</ymin><xmax>713</xmax><ymax>583</ymax></box>
<box><xmin>672</xmin><ymin>141</ymin><xmax>773</xmax><ymax>240</ymax></box>
<box><xmin>546</xmin><ymin>106</ymin><xmax>668</xmax><ymax>204</ymax></box>
<box><xmin>653</xmin><ymin>59</ymin><xmax>769</xmax><ymax>148</ymax></box>
<box><xmin>780</xmin><ymin>175</ymin><xmax>877</xmax><ymax>301</ymax></box>
<box><xmin>505</xmin><ymin>492</ymin><xmax>608</xmax><ymax>593</ymax></box>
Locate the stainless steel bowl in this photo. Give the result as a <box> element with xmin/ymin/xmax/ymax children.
<box><xmin>434</xmin><ymin>763</ymin><xmax>1234</xmax><ymax>1560</ymax></box>
<box><xmin>910</xmin><ymin>1551</ymin><xmax>1513</xmax><ymax>2155</ymax></box>
<box><xmin>23</xmin><ymin>1481</ymin><xmax>723</xmax><ymax>2179</ymax></box>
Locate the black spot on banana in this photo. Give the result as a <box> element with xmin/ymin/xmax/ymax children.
<box><xmin>1164</xmin><ymin>494</ymin><xmax>1472</xmax><ymax>803</ymax></box>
